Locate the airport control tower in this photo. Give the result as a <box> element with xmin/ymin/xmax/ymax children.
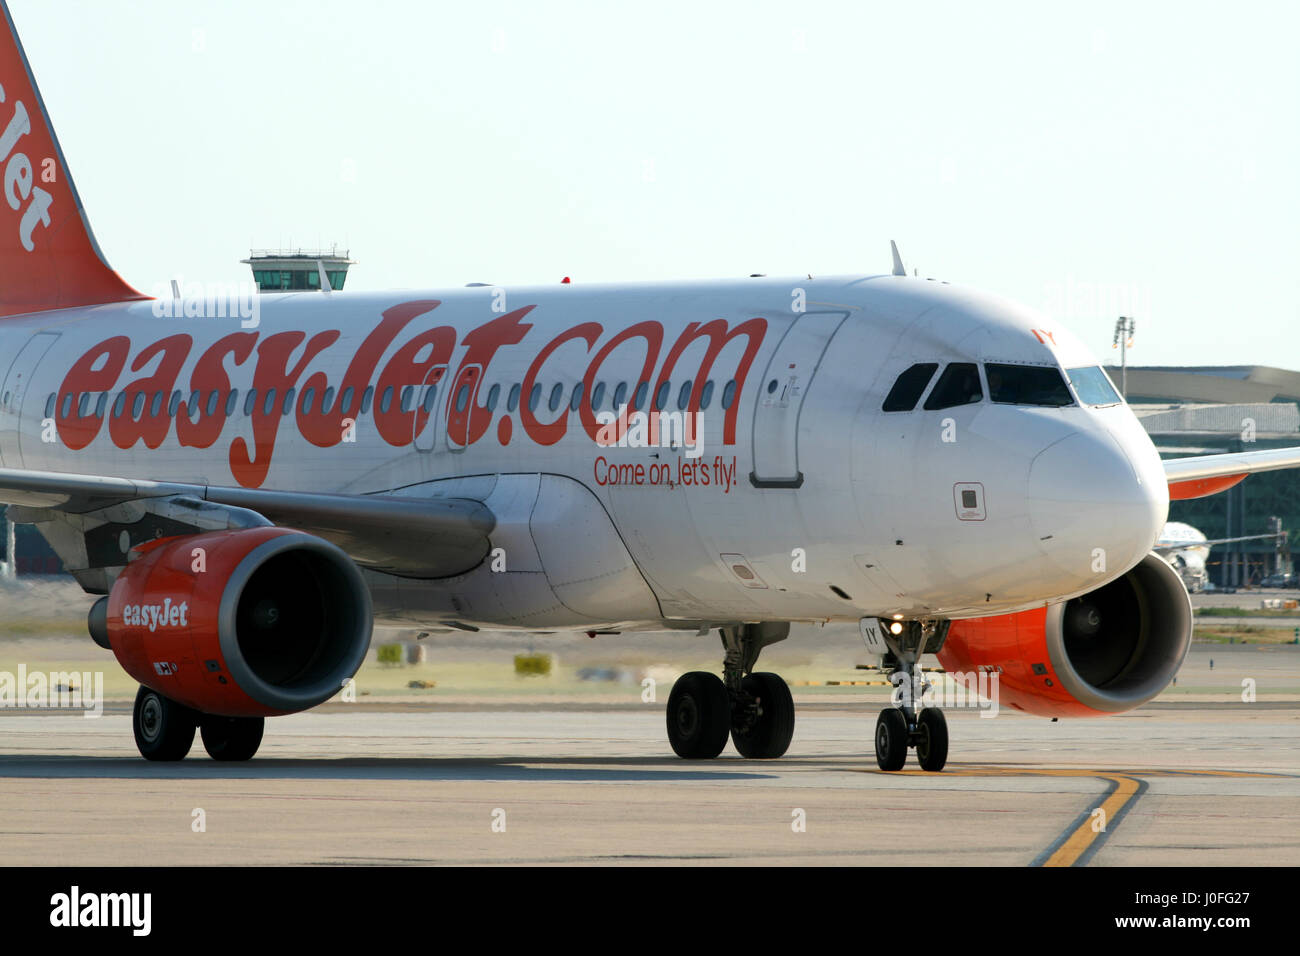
<box><xmin>241</xmin><ymin>247</ymin><xmax>355</xmax><ymax>292</ymax></box>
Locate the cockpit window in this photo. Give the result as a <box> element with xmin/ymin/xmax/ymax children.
<box><xmin>882</xmin><ymin>362</ymin><xmax>939</xmax><ymax>412</ymax></box>
<box><xmin>985</xmin><ymin>363</ymin><xmax>1074</xmax><ymax>407</ymax></box>
<box><xmin>923</xmin><ymin>363</ymin><xmax>983</xmax><ymax>410</ymax></box>
<box><xmin>1067</xmin><ymin>366</ymin><xmax>1122</xmax><ymax>406</ymax></box>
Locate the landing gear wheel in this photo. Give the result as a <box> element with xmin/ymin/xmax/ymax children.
<box><xmin>731</xmin><ymin>672</ymin><xmax>795</xmax><ymax>758</ymax></box>
<box><xmin>132</xmin><ymin>686</ymin><xmax>197</xmax><ymax>762</ymax></box>
<box><xmin>200</xmin><ymin>715</ymin><xmax>265</xmax><ymax>761</ymax></box>
<box><xmin>915</xmin><ymin>708</ymin><xmax>948</xmax><ymax>772</ymax></box>
<box><xmin>667</xmin><ymin>671</ymin><xmax>730</xmax><ymax>759</ymax></box>
<box><xmin>874</xmin><ymin>707</ymin><xmax>908</xmax><ymax>771</ymax></box>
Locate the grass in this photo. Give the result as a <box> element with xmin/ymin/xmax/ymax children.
<box><xmin>1193</xmin><ymin>624</ymin><xmax>1300</xmax><ymax>645</ymax></box>
<box><xmin>1195</xmin><ymin>606</ymin><xmax>1300</xmax><ymax>618</ymax></box>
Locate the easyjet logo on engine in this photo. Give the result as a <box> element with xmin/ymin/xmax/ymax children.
<box><xmin>122</xmin><ymin>598</ymin><xmax>190</xmax><ymax>632</ymax></box>
<box><xmin>54</xmin><ymin>301</ymin><xmax>768</xmax><ymax>488</ymax></box>
<box><xmin>0</xmin><ymin>82</ymin><xmax>54</xmax><ymax>252</ymax></box>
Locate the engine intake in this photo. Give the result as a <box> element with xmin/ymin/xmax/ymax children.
<box><xmin>105</xmin><ymin>527</ymin><xmax>372</xmax><ymax>716</ymax></box>
<box><xmin>939</xmin><ymin>553</ymin><xmax>1192</xmax><ymax>717</ymax></box>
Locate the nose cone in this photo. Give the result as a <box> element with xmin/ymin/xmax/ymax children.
<box><xmin>1028</xmin><ymin>431</ymin><xmax>1167</xmax><ymax>579</ymax></box>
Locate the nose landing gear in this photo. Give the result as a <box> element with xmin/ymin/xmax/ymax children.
<box><xmin>874</xmin><ymin>619</ymin><xmax>951</xmax><ymax>772</ymax></box>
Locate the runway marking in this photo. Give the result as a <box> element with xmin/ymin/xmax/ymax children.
<box><xmin>1032</xmin><ymin>773</ymin><xmax>1146</xmax><ymax>867</ymax></box>
<box><xmin>861</xmin><ymin>764</ymin><xmax>1290</xmax><ymax>866</ymax></box>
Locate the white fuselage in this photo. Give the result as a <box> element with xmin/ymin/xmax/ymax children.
<box><xmin>0</xmin><ymin>275</ymin><xmax>1169</xmax><ymax>630</ymax></box>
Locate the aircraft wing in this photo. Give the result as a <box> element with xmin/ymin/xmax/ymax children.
<box><xmin>1153</xmin><ymin>533</ymin><xmax>1278</xmax><ymax>553</ymax></box>
<box><xmin>1164</xmin><ymin>446</ymin><xmax>1300</xmax><ymax>500</ymax></box>
<box><xmin>0</xmin><ymin>466</ymin><xmax>494</xmax><ymax>578</ymax></box>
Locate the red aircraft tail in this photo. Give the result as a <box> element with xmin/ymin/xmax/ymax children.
<box><xmin>0</xmin><ymin>1</ymin><xmax>146</xmax><ymax>317</ymax></box>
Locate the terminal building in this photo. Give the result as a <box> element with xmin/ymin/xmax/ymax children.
<box><xmin>1110</xmin><ymin>365</ymin><xmax>1300</xmax><ymax>586</ymax></box>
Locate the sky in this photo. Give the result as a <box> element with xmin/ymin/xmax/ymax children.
<box><xmin>9</xmin><ymin>0</ymin><xmax>1299</xmax><ymax>367</ymax></box>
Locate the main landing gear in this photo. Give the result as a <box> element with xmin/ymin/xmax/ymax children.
<box><xmin>666</xmin><ymin>623</ymin><xmax>794</xmax><ymax>759</ymax></box>
<box><xmin>874</xmin><ymin>619</ymin><xmax>950</xmax><ymax>772</ymax></box>
<box><xmin>132</xmin><ymin>686</ymin><xmax>265</xmax><ymax>762</ymax></box>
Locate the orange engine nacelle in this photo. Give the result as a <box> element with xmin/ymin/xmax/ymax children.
<box><xmin>97</xmin><ymin>527</ymin><xmax>372</xmax><ymax>717</ymax></box>
<box><xmin>938</xmin><ymin>553</ymin><xmax>1192</xmax><ymax>717</ymax></box>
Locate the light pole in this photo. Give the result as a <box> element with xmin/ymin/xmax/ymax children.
<box><xmin>1112</xmin><ymin>316</ymin><xmax>1136</xmax><ymax>398</ymax></box>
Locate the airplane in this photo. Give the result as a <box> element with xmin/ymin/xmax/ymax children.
<box><xmin>1152</xmin><ymin>521</ymin><xmax>1281</xmax><ymax>593</ymax></box>
<box><xmin>3</xmin><ymin>1</ymin><xmax>1299</xmax><ymax>772</ymax></box>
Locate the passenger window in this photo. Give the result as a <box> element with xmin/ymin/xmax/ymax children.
<box><xmin>569</xmin><ymin>382</ymin><xmax>584</xmax><ymax>412</ymax></box>
<box><xmin>548</xmin><ymin>383</ymin><xmax>563</xmax><ymax>412</ymax></box>
<box><xmin>360</xmin><ymin>386</ymin><xmax>374</xmax><ymax>415</ymax></box>
<box><xmin>923</xmin><ymin>363</ymin><xmax>982</xmax><ymax>410</ymax></box>
<box><xmin>528</xmin><ymin>384</ymin><xmax>541</xmax><ymax>412</ymax></box>
<box><xmin>400</xmin><ymin>386</ymin><xmax>414</xmax><ymax>413</ymax></box>
<box><xmin>301</xmin><ymin>387</ymin><xmax>316</xmax><ymax>414</ymax></box>
<box><xmin>507</xmin><ymin>384</ymin><xmax>521</xmax><ymax>412</ymax></box>
<box><xmin>321</xmin><ymin>387</ymin><xmax>335</xmax><ymax>414</ymax></box>
<box><xmin>44</xmin><ymin>394</ymin><xmax>55</xmax><ymax>419</ymax></box>
<box><xmin>112</xmin><ymin>393</ymin><xmax>126</xmax><ymax>418</ymax></box>
<box><xmin>612</xmin><ymin>382</ymin><xmax>628</xmax><ymax>410</ymax></box>
<box><xmin>654</xmin><ymin>381</ymin><xmax>670</xmax><ymax>411</ymax></box>
<box><xmin>168</xmin><ymin>391</ymin><xmax>182</xmax><ymax>417</ymax></box>
<box><xmin>339</xmin><ymin>386</ymin><xmax>354</xmax><ymax>415</ymax></box>
<box><xmin>225</xmin><ymin>390</ymin><xmax>239</xmax><ymax>417</ymax></box>
<box><xmin>455</xmin><ymin>383</ymin><xmax>470</xmax><ymax>413</ymax></box>
<box><xmin>281</xmin><ymin>388</ymin><xmax>295</xmax><ymax>415</ymax></box>
<box><xmin>485</xmin><ymin>383</ymin><xmax>500</xmax><ymax>411</ymax></box>
<box><xmin>131</xmin><ymin>392</ymin><xmax>145</xmax><ymax>418</ymax></box>
<box><xmin>263</xmin><ymin>389</ymin><xmax>277</xmax><ymax>415</ymax></box>
<box><xmin>379</xmin><ymin>386</ymin><xmax>393</xmax><ymax>414</ymax></box>
<box><xmin>632</xmin><ymin>382</ymin><xmax>648</xmax><ymax>411</ymax></box>
<box><xmin>677</xmin><ymin>380</ymin><xmax>692</xmax><ymax>411</ymax></box>
<box><xmin>95</xmin><ymin>393</ymin><xmax>108</xmax><ymax>418</ymax></box>
<box><xmin>721</xmin><ymin>380</ymin><xmax>737</xmax><ymax>409</ymax></box>
<box><xmin>700</xmin><ymin>380</ymin><xmax>714</xmax><ymax>410</ymax></box>
<box><xmin>590</xmin><ymin>382</ymin><xmax>605</xmax><ymax>410</ymax></box>
<box><xmin>149</xmin><ymin>391</ymin><xmax>163</xmax><ymax>417</ymax></box>
<box><xmin>882</xmin><ymin>363</ymin><xmax>939</xmax><ymax>412</ymax></box>
<box><xmin>243</xmin><ymin>389</ymin><xmax>258</xmax><ymax>416</ymax></box>
<box><xmin>423</xmin><ymin>384</ymin><xmax>440</xmax><ymax>414</ymax></box>
<box><xmin>78</xmin><ymin>393</ymin><xmax>90</xmax><ymax>417</ymax></box>
<box><xmin>985</xmin><ymin>363</ymin><xmax>1073</xmax><ymax>407</ymax></box>
<box><xmin>206</xmin><ymin>391</ymin><xmax>220</xmax><ymax>417</ymax></box>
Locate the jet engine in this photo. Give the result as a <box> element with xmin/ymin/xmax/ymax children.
<box><xmin>938</xmin><ymin>553</ymin><xmax>1192</xmax><ymax>717</ymax></box>
<box><xmin>92</xmin><ymin>526</ymin><xmax>372</xmax><ymax>717</ymax></box>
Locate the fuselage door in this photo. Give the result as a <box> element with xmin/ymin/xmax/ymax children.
<box><xmin>0</xmin><ymin>331</ymin><xmax>60</xmax><ymax>468</ymax></box>
<box><xmin>749</xmin><ymin>310</ymin><xmax>849</xmax><ymax>488</ymax></box>
<box><xmin>413</xmin><ymin>365</ymin><xmax>447</xmax><ymax>453</ymax></box>
<box><xmin>445</xmin><ymin>364</ymin><xmax>484</xmax><ymax>452</ymax></box>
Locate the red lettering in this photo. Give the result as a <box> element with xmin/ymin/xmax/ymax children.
<box><xmin>177</xmin><ymin>332</ymin><xmax>256</xmax><ymax>449</ymax></box>
<box><xmin>109</xmin><ymin>334</ymin><xmax>192</xmax><ymax>449</ymax></box>
<box><xmin>446</xmin><ymin>306</ymin><xmax>535</xmax><ymax>448</ymax></box>
<box><xmin>373</xmin><ymin>324</ymin><xmax>457</xmax><ymax>446</ymax></box>
<box><xmin>229</xmin><ymin>330</ymin><xmax>338</xmax><ymax>488</ymax></box>
<box><xmin>653</xmin><ymin>318</ymin><xmax>766</xmax><ymax>445</ymax></box>
<box><xmin>297</xmin><ymin>300</ymin><xmax>439</xmax><ymax>447</ymax></box>
<box><xmin>55</xmin><ymin>336</ymin><xmax>130</xmax><ymax>450</ymax></box>
<box><xmin>578</xmin><ymin>321</ymin><xmax>664</xmax><ymax>442</ymax></box>
<box><xmin>521</xmin><ymin>323</ymin><xmax>602</xmax><ymax>446</ymax></box>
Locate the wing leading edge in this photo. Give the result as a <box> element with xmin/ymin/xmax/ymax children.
<box><xmin>0</xmin><ymin>466</ymin><xmax>494</xmax><ymax>579</ymax></box>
